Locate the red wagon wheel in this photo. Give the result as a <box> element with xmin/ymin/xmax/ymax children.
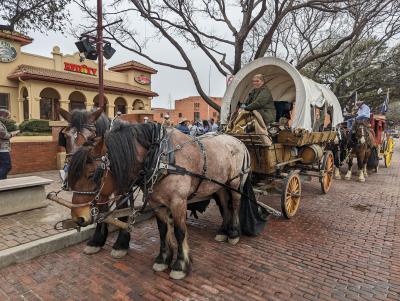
<box><xmin>281</xmin><ymin>171</ymin><xmax>301</xmax><ymax>219</ymax></box>
<box><xmin>320</xmin><ymin>151</ymin><xmax>334</xmax><ymax>194</ymax></box>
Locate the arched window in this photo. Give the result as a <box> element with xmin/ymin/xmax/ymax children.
<box><xmin>39</xmin><ymin>88</ymin><xmax>60</xmax><ymax>120</ymax></box>
<box><xmin>114</xmin><ymin>97</ymin><xmax>127</xmax><ymax>115</ymax></box>
<box><xmin>20</xmin><ymin>87</ymin><xmax>29</xmax><ymax>120</ymax></box>
<box><xmin>132</xmin><ymin>99</ymin><xmax>145</xmax><ymax>110</ymax></box>
<box><xmin>93</xmin><ymin>95</ymin><xmax>109</xmax><ymax>115</ymax></box>
<box><xmin>69</xmin><ymin>91</ymin><xmax>86</xmax><ymax>111</ymax></box>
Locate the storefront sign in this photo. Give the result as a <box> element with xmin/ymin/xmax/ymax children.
<box><xmin>134</xmin><ymin>75</ymin><xmax>151</xmax><ymax>85</ymax></box>
<box><xmin>64</xmin><ymin>62</ymin><xmax>97</xmax><ymax>76</ymax></box>
<box><xmin>0</xmin><ymin>40</ymin><xmax>17</xmax><ymax>63</ymax></box>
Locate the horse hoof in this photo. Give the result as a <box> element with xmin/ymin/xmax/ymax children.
<box><xmin>83</xmin><ymin>246</ymin><xmax>101</xmax><ymax>255</ymax></box>
<box><xmin>153</xmin><ymin>263</ymin><xmax>169</xmax><ymax>272</ymax></box>
<box><xmin>359</xmin><ymin>178</ymin><xmax>365</xmax><ymax>183</ymax></box>
<box><xmin>334</xmin><ymin>175</ymin><xmax>342</xmax><ymax>180</ymax></box>
<box><xmin>214</xmin><ymin>234</ymin><xmax>228</xmax><ymax>242</ymax></box>
<box><xmin>228</xmin><ymin>237</ymin><xmax>240</xmax><ymax>245</ymax></box>
<box><xmin>110</xmin><ymin>249</ymin><xmax>128</xmax><ymax>259</ymax></box>
<box><xmin>169</xmin><ymin>270</ymin><xmax>187</xmax><ymax>280</ymax></box>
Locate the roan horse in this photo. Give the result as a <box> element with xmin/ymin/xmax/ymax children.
<box><xmin>58</xmin><ymin>108</ymin><xmax>131</xmax><ymax>258</ymax></box>
<box><xmin>344</xmin><ymin>121</ymin><xmax>376</xmax><ymax>182</ymax></box>
<box><xmin>67</xmin><ymin>121</ymin><xmax>265</xmax><ymax>279</ymax></box>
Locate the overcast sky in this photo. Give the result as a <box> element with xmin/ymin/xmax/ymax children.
<box><xmin>21</xmin><ymin>2</ymin><xmax>227</xmax><ymax>109</ymax></box>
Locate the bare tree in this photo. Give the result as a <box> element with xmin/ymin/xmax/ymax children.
<box><xmin>75</xmin><ymin>0</ymin><xmax>399</xmax><ymax>111</ymax></box>
<box><xmin>0</xmin><ymin>0</ymin><xmax>71</xmax><ymax>33</ymax></box>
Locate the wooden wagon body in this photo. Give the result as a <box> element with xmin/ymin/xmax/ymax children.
<box><xmin>222</xmin><ymin>57</ymin><xmax>344</xmax><ymax>218</ymax></box>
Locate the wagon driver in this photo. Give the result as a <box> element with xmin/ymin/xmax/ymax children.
<box><xmin>240</xmin><ymin>74</ymin><xmax>276</xmax><ymax>126</ymax></box>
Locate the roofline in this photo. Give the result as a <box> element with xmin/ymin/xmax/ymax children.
<box><xmin>109</xmin><ymin>65</ymin><xmax>158</xmax><ymax>74</ymax></box>
<box><xmin>7</xmin><ymin>73</ymin><xmax>158</xmax><ymax>97</ymax></box>
<box><xmin>0</xmin><ymin>31</ymin><xmax>33</xmax><ymax>46</ymax></box>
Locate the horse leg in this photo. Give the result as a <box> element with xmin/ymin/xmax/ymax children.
<box><xmin>333</xmin><ymin>146</ymin><xmax>342</xmax><ymax>180</ymax></box>
<box><xmin>227</xmin><ymin>191</ymin><xmax>241</xmax><ymax>245</ymax></box>
<box><xmin>84</xmin><ymin>222</ymin><xmax>108</xmax><ymax>254</ymax></box>
<box><xmin>153</xmin><ymin>208</ymin><xmax>174</xmax><ymax>272</ymax></box>
<box><xmin>357</xmin><ymin>151</ymin><xmax>365</xmax><ymax>182</ymax></box>
<box><xmin>363</xmin><ymin>149</ymin><xmax>370</xmax><ymax>177</ymax></box>
<box><xmin>345</xmin><ymin>153</ymin><xmax>353</xmax><ymax>180</ymax></box>
<box><xmin>214</xmin><ymin>189</ymin><xmax>231</xmax><ymax>242</ymax></box>
<box><xmin>110</xmin><ymin>201</ymin><xmax>131</xmax><ymax>258</ymax></box>
<box><xmin>169</xmin><ymin>200</ymin><xmax>191</xmax><ymax>280</ymax></box>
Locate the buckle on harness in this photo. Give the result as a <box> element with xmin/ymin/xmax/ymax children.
<box><xmin>159</xmin><ymin>162</ymin><xmax>169</xmax><ymax>170</ymax></box>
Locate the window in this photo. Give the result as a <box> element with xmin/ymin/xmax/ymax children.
<box><xmin>160</xmin><ymin>113</ymin><xmax>164</xmax><ymax>118</ymax></box>
<box><xmin>194</xmin><ymin>112</ymin><xmax>200</xmax><ymax>121</ymax></box>
<box><xmin>0</xmin><ymin>93</ymin><xmax>9</xmax><ymax>110</ymax></box>
<box><xmin>213</xmin><ymin>111</ymin><xmax>217</xmax><ymax>117</ymax></box>
<box><xmin>178</xmin><ymin>113</ymin><xmax>182</xmax><ymax>118</ymax></box>
<box><xmin>194</xmin><ymin>102</ymin><xmax>200</xmax><ymax>111</ymax></box>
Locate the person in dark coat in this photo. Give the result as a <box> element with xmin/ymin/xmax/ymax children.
<box><xmin>176</xmin><ymin>117</ymin><xmax>190</xmax><ymax>134</ymax></box>
<box><xmin>241</xmin><ymin>74</ymin><xmax>276</xmax><ymax>125</ymax></box>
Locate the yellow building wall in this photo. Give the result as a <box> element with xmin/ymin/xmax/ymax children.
<box><xmin>0</xmin><ymin>36</ymin><xmax>155</xmax><ymax>122</ymax></box>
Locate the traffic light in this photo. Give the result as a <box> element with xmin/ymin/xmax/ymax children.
<box><xmin>75</xmin><ymin>37</ymin><xmax>98</xmax><ymax>60</ymax></box>
<box><xmin>103</xmin><ymin>42</ymin><xmax>116</xmax><ymax>59</ymax></box>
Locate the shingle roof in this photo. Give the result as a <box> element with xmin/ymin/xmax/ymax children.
<box><xmin>7</xmin><ymin>65</ymin><xmax>158</xmax><ymax>97</ymax></box>
<box><xmin>109</xmin><ymin>61</ymin><xmax>158</xmax><ymax>74</ymax></box>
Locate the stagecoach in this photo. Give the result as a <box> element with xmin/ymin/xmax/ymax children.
<box><xmin>368</xmin><ymin>114</ymin><xmax>395</xmax><ymax>170</ymax></box>
<box><xmin>222</xmin><ymin>57</ymin><xmax>344</xmax><ymax>218</ymax></box>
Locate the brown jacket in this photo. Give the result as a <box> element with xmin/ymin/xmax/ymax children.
<box><xmin>0</xmin><ymin>120</ymin><xmax>11</xmax><ymax>152</ymax></box>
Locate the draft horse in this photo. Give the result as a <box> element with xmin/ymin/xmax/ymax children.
<box><xmin>67</xmin><ymin>121</ymin><xmax>262</xmax><ymax>280</ymax></box>
<box><xmin>344</xmin><ymin>121</ymin><xmax>376</xmax><ymax>182</ymax></box>
<box><xmin>58</xmin><ymin>108</ymin><xmax>131</xmax><ymax>258</ymax></box>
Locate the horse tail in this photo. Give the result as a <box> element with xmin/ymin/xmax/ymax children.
<box><xmin>238</xmin><ymin>174</ymin><xmax>267</xmax><ymax>236</ymax></box>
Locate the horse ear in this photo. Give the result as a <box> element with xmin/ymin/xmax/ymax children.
<box><xmin>89</xmin><ymin>108</ymin><xmax>103</xmax><ymax>123</ymax></box>
<box><xmin>59</xmin><ymin>108</ymin><xmax>71</xmax><ymax>123</ymax></box>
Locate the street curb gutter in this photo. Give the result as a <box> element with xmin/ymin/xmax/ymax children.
<box><xmin>0</xmin><ymin>225</ymin><xmax>95</xmax><ymax>269</ymax></box>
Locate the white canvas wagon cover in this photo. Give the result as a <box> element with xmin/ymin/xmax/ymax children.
<box><xmin>221</xmin><ymin>57</ymin><xmax>343</xmax><ymax>132</ymax></box>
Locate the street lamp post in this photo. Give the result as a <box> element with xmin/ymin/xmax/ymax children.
<box><xmin>96</xmin><ymin>0</ymin><xmax>105</xmax><ymax>110</ymax></box>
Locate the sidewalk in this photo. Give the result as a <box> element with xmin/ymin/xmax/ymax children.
<box><xmin>0</xmin><ymin>171</ymin><xmax>97</xmax><ymax>268</ymax></box>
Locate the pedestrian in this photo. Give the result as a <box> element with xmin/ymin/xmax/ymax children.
<box><xmin>176</xmin><ymin>117</ymin><xmax>190</xmax><ymax>134</ymax></box>
<box><xmin>190</xmin><ymin>120</ymin><xmax>204</xmax><ymax>137</ymax></box>
<box><xmin>0</xmin><ymin>109</ymin><xmax>19</xmax><ymax>180</ymax></box>
<box><xmin>162</xmin><ymin>114</ymin><xmax>172</xmax><ymax>127</ymax></box>
<box><xmin>202</xmin><ymin>120</ymin><xmax>210</xmax><ymax>133</ymax></box>
<box><xmin>210</xmin><ymin>118</ymin><xmax>219</xmax><ymax>132</ymax></box>
<box><xmin>143</xmin><ymin>116</ymin><xmax>149</xmax><ymax>123</ymax></box>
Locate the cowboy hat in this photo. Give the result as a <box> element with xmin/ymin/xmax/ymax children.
<box><xmin>179</xmin><ymin>117</ymin><xmax>188</xmax><ymax>123</ymax></box>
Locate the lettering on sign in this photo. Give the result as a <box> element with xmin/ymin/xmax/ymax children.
<box><xmin>64</xmin><ymin>62</ymin><xmax>97</xmax><ymax>76</ymax></box>
<box><xmin>134</xmin><ymin>75</ymin><xmax>151</xmax><ymax>85</ymax></box>
<box><xmin>0</xmin><ymin>40</ymin><xmax>17</xmax><ymax>63</ymax></box>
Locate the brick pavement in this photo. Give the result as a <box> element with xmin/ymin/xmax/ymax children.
<box><xmin>0</xmin><ymin>171</ymin><xmax>71</xmax><ymax>251</ymax></box>
<box><xmin>1</xmin><ymin>145</ymin><xmax>400</xmax><ymax>300</ymax></box>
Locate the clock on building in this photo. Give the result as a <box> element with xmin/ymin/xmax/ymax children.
<box><xmin>0</xmin><ymin>39</ymin><xmax>17</xmax><ymax>63</ymax></box>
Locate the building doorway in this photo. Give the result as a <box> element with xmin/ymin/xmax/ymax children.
<box><xmin>69</xmin><ymin>91</ymin><xmax>86</xmax><ymax>111</ymax></box>
<box><xmin>21</xmin><ymin>87</ymin><xmax>29</xmax><ymax>120</ymax></box>
<box><xmin>132</xmin><ymin>99</ymin><xmax>145</xmax><ymax>110</ymax></box>
<box><xmin>39</xmin><ymin>88</ymin><xmax>60</xmax><ymax>120</ymax></box>
<box><xmin>114</xmin><ymin>97</ymin><xmax>127</xmax><ymax>115</ymax></box>
<box><xmin>93</xmin><ymin>95</ymin><xmax>108</xmax><ymax>115</ymax></box>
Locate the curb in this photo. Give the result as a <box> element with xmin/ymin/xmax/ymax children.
<box><xmin>0</xmin><ymin>225</ymin><xmax>95</xmax><ymax>269</ymax></box>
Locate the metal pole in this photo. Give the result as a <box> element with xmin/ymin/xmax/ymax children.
<box><xmin>97</xmin><ymin>0</ymin><xmax>104</xmax><ymax>110</ymax></box>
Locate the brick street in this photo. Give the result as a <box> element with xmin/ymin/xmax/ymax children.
<box><xmin>1</xmin><ymin>146</ymin><xmax>400</xmax><ymax>301</ymax></box>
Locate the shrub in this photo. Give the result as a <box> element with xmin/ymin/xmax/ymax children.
<box><xmin>0</xmin><ymin>117</ymin><xmax>18</xmax><ymax>132</ymax></box>
<box><xmin>19</xmin><ymin>119</ymin><xmax>51</xmax><ymax>133</ymax></box>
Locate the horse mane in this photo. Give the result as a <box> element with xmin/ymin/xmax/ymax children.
<box><xmin>70</xmin><ymin>109</ymin><xmax>110</xmax><ymax>137</ymax></box>
<box><xmin>105</xmin><ymin>121</ymin><xmax>155</xmax><ymax>193</ymax></box>
<box><xmin>68</xmin><ymin>147</ymin><xmax>92</xmax><ymax>187</ymax></box>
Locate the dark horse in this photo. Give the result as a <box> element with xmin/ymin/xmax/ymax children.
<box><xmin>328</xmin><ymin>124</ymin><xmax>352</xmax><ymax>180</ymax></box>
<box><xmin>58</xmin><ymin>108</ymin><xmax>131</xmax><ymax>258</ymax></box>
<box><xmin>344</xmin><ymin>121</ymin><xmax>376</xmax><ymax>182</ymax></box>
<box><xmin>67</xmin><ymin>121</ymin><xmax>264</xmax><ymax>279</ymax></box>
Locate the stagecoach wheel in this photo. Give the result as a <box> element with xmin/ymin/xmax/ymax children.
<box><xmin>281</xmin><ymin>172</ymin><xmax>301</xmax><ymax>219</ymax></box>
<box><xmin>384</xmin><ymin>138</ymin><xmax>394</xmax><ymax>168</ymax></box>
<box><xmin>320</xmin><ymin>151</ymin><xmax>334</xmax><ymax>194</ymax></box>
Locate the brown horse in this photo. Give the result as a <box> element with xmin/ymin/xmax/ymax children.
<box><xmin>344</xmin><ymin>121</ymin><xmax>375</xmax><ymax>182</ymax></box>
<box><xmin>58</xmin><ymin>109</ymin><xmax>131</xmax><ymax>258</ymax></box>
<box><xmin>67</xmin><ymin>121</ymin><xmax>263</xmax><ymax>279</ymax></box>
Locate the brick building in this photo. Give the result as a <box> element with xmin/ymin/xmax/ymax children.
<box><xmin>152</xmin><ymin>96</ymin><xmax>221</xmax><ymax>125</ymax></box>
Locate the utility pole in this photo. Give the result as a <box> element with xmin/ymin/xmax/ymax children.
<box><xmin>207</xmin><ymin>65</ymin><xmax>211</xmax><ymax>119</ymax></box>
<box><xmin>97</xmin><ymin>0</ymin><xmax>105</xmax><ymax>109</ymax></box>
